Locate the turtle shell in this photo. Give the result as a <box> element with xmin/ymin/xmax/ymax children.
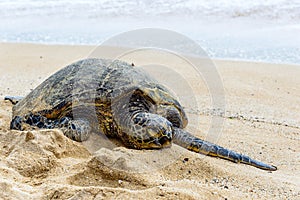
<box><xmin>12</xmin><ymin>58</ymin><xmax>188</xmax><ymax>132</ymax></box>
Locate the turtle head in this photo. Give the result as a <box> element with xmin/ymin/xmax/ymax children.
<box><xmin>129</xmin><ymin>113</ymin><xmax>173</xmax><ymax>149</ymax></box>
<box><xmin>155</xmin><ymin>102</ymin><xmax>188</xmax><ymax>129</ymax></box>
<box><xmin>141</xmin><ymin>87</ymin><xmax>188</xmax><ymax>129</ymax></box>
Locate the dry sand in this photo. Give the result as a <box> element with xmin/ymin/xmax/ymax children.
<box><xmin>0</xmin><ymin>42</ymin><xmax>299</xmax><ymax>199</ymax></box>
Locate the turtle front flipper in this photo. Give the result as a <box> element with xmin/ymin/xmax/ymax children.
<box><xmin>173</xmin><ymin>128</ymin><xmax>277</xmax><ymax>171</ymax></box>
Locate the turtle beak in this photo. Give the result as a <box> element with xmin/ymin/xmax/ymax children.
<box><xmin>150</xmin><ymin>136</ymin><xmax>172</xmax><ymax>149</ymax></box>
<box><xmin>154</xmin><ymin>138</ymin><xmax>162</xmax><ymax>147</ymax></box>
<box><xmin>159</xmin><ymin>135</ymin><xmax>172</xmax><ymax>147</ymax></box>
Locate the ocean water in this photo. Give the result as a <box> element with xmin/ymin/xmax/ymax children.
<box><xmin>0</xmin><ymin>0</ymin><xmax>299</xmax><ymax>64</ymax></box>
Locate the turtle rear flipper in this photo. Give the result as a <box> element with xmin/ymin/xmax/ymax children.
<box><xmin>10</xmin><ymin>114</ymin><xmax>55</xmax><ymax>131</ymax></box>
<box><xmin>10</xmin><ymin>114</ymin><xmax>91</xmax><ymax>142</ymax></box>
<box><xmin>4</xmin><ymin>96</ymin><xmax>24</xmax><ymax>105</ymax></box>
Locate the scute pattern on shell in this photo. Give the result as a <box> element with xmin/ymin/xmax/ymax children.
<box><xmin>13</xmin><ymin>59</ymin><xmax>167</xmax><ymax>116</ymax></box>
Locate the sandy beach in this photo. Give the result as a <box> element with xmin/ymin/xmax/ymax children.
<box><xmin>0</xmin><ymin>42</ymin><xmax>299</xmax><ymax>199</ymax></box>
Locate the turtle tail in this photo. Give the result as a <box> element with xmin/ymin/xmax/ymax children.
<box><xmin>173</xmin><ymin>128</ymin><xmax>277</xmax><ymax>171</ymax></box>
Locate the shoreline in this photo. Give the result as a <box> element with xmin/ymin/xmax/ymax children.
<box><xmin>1</xmin><ymin>41</ymin><xmax>299</xmax><ymax>66</ymax></box>
<box><xmin>0</xmin><ymin>42</ymin><xmax>299</xmax><ymax>199</ymax></box>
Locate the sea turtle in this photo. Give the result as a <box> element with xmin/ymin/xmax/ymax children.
<box><xmin>6</xmin><ymin>58</ymin><xmax>277</xmax><ymax>171</ymax></box>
